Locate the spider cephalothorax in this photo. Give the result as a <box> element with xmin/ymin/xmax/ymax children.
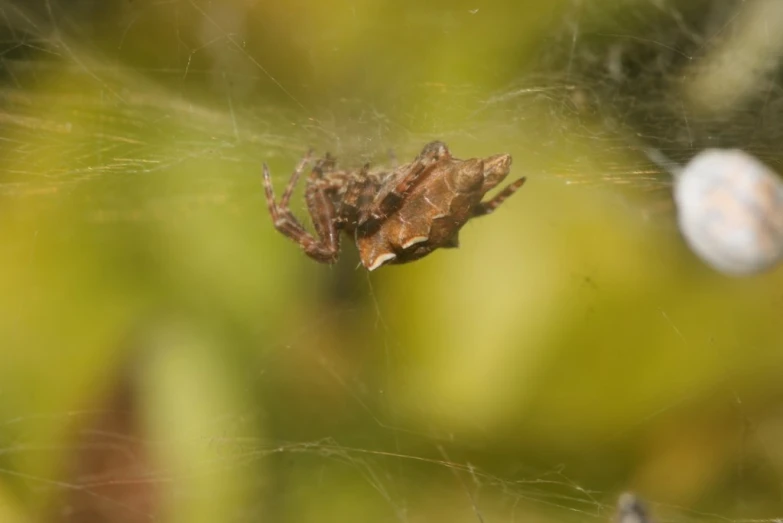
<box><xmin>263</xmin><ymin>141</ymin><xmax>526</xmax><ymax>270</ymax></box>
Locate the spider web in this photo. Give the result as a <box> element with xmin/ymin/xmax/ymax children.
<box><xmin>2</xmin><ymin>0</ymin><xmax>783</xmax><ymax>522</ymax></box>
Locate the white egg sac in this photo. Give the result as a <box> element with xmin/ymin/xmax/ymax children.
<box><xmin>675</xmin><ymin>149</ymin><xmax>783</xmax><ymax>276</ymax></box>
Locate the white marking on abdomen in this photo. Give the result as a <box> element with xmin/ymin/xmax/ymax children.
<box><xmin>368</xmin><ymin>252</ymin><xmax>396</xmax><ymax>271</ymax></box>
<box><xmin>401</xmin><ymin>236</ymin><xmax>428</xmax><ymax>249</ymax></box>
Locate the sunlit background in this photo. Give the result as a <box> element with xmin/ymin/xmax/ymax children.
<box><xmin>2</xmin><ymin>0</ymin><xmax>783</xmax><ymax>522</ymax></box>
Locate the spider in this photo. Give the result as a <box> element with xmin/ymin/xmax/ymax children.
<box><xmin>262</xmin><ymin>141</ymin><xmax>526</xmax><ymax>270</ymax></box>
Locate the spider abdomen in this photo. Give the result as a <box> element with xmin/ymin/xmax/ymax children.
<box><xmin>357</xmin><ymin>156</ymin><xmax>495</xmax><ymax>269</ymax></box>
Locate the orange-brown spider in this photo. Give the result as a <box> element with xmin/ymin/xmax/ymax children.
<box><xmin>263</xmin><ymin>141</ymin><xmax>526</xmax><ymax>270</ymax></box>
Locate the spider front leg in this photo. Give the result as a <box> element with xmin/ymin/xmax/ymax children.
<box><xmin>472</xmin><ymin>176</ymin><xmax>527</xmax><ymax>217</ymax></box>
<box><xmin>262</xmin><ymin>156</ymin><xmax>340</xmax><ymax>264</ymax></box>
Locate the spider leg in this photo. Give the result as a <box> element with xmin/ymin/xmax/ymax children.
<box><xmin>335</xmin><ymin>164</ymin><xmax>370</xmax><ymax>227</ymax></box>
<box><xmin>472</xmin><ymin>177</ymin><xmax>526</xmax><ymax>217</ymax></box>
<box><xmin>304</xmin><ymin>169</ymin><xmax>341</xmax><ymax>254</ymax></box>
<box><xmin>280</xmin><ymin>148</ymin><xmax>313</xmax><ymax>207</ymax></box>
<box><xmin>262</xmin><ymin>151</ymin><xmax>311</xmax><ymax>231</ymax></box>
<box><xmin>263</xmin><ymin>160</ymin><xmax>340</xmax><ymax>264</ymax></box>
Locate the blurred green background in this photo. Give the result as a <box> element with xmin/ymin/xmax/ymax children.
<box><xmin>2</xmin><ymin>0</ymin><xmax>783</xmax><ymax>522</ymax></box>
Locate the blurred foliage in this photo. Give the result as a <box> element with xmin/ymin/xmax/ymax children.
<box><xmin>1</xmin><ymin>0</ymin><xmax>783</xmax><ymax>522</ymax></box>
